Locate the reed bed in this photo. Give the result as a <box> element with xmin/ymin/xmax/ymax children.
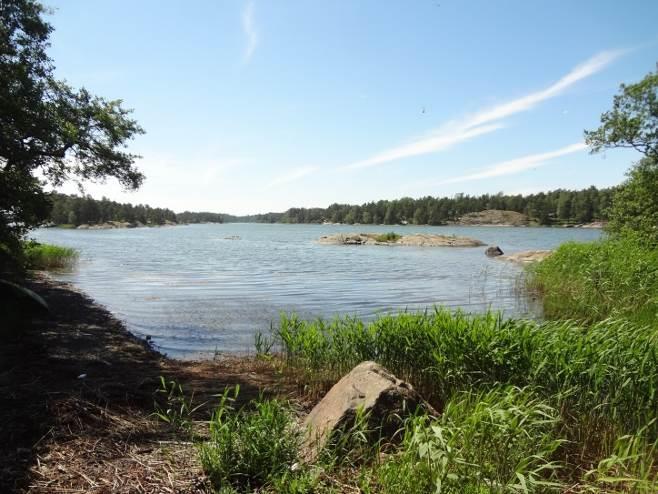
<box><xmin>22</xmin><ymin>241</ymin><xmax>78</xmax><ymax>270</ymax></box>
<box><xmin>526</xmin><ymin>235</ymin><xmax>658</xmax><ymax>325</ymax></box>
<box><xmin>274</xmin><ymin>309</ymin><xmax>658</xmax><ymax>490</ymax></box>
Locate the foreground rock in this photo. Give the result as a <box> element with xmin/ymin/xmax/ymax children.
<box><xmin>499</xmin><ymin>250</ymin><xmax>552</xmax><ymax>264</ymax></box>
<box><xmin>318</xmin><ymin>232</ymin><xmax>484</xmax><ymax>247</ymax></box>
<box><xmin>457</xmin><ymin>209</ymin><xmax>530</xmax><ymax>226</ymax></box>
<box><xmin>485</xmin><ymin>245</ymin><xmax>504</xmax><ymax>257</ymax></box>
<box><xmin>302</xmin><ymin>361</ymin><xmax>435</xmax><ymax>462</ymax></box>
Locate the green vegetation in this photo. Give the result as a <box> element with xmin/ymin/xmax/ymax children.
<box><xmin>273</xmin><ymin>310</ymin><xmax>658</xmax><ymax>492</ymax></box>
<box><xmin>48</xmin><ymin>193</ymin><xmax>178</xmax><ymax>227</ymax></box>
<box><xmin>222</xmin><ymin>186</ymin><xmax>614</xmax><ymax>226</ymax></box>
<box><xmin>374</xmin><ymin>387</ymin><xmax>563</xmax><ymax>493</ymax></box>
<box><xmin>198</xmin><ymin>388</ymin><xmax>302</xmax><ymax>492</ymax></box>
<box><xmin>584</xmin><ymin>66</ymin><xmax>657</xmax><ymax>160</ymax></box>
<box><xmin>373</xmin><ymin>231</ymin><xmax>401</xmax><ymax>242</ymax></box>
<box><xmin>22</xmin><ymin>241</ymin><xmax>78</xmax><ymax>270</ymax></box>
<box><xmin>605</xmin><ymin>157</ymin><xmax>658</xmax><ymax>246</ymax></box>
<box><xmin>528</xmin><ymin>66</ymin><xmax>658</xmax><ymax>325</ymax></box>
<box><xmin>184</xmin><ymin>306</ymin><xmax>658</xmax><ymax>491</ymax></box>
<box><xmin>585</xmin><ymin>66</ymin><xmax>658</xmax><ymax>246</ymax></box>
<box><xmin>47</xmin><ymin>193</ymin><xmax>226</xmax><ymax>227</ymax></box>
<box><xmin>1</xmin><ymin>0</ymin><xmax>144</xmax><ymax>271</ymax></box>
<box><xmin>527</xmin><ymin>235</ymin><xmax>658</xmax><ymax>324</ymax></box>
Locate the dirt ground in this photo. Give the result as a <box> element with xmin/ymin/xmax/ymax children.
<box><xmin>0</xmin><ymin>274</ymin><xmax>300</xmax><ymax>493</ymax></box>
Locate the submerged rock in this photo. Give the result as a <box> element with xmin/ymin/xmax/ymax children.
<box><xmin>317</xmin><ymin>232</ymin><xmax>484</xmax><ymax>247</ymax></box>
<box><xmin>485</xmin><ymin>245</ymin><xmax>504</xmax><ymax>257</ymax></box>
<box><xmin>302</xmin><ymin>361</ymin><xmax>435</xmax><ymax>462</ymax></box>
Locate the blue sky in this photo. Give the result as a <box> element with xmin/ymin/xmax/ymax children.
<box><xmin>48</xmin><ymin>1</ymin><xmax>658</xmax><ymax>214</ymax></box>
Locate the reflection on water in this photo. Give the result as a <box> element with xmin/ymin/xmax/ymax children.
<box><xmin>33</xmin><ymin>223</ymin><xmax>601</xmax><ymax>358</ymax></box>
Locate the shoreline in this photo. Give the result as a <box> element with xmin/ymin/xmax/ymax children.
<box><xmin>1</xmin><ymin>274</ymin><xmax>294</xmax><ymax>492</ymax></box>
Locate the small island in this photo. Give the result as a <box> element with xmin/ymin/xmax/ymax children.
<box><xmin>318</xmin><ymin>232</ymin><xmax>484</xmax><ymax>247</ymax></box>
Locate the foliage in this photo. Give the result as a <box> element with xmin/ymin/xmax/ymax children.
<box><xmin>153</xmin><ymin>376</ymin><xmax>204</xmax><ymax>434</ymax></box>
<box><xmin>605</xmin><ymin>157</ymin><xmax>658</xmax><ymax>245</ymax></box>
<box><xmin>375</xmin><ymin>386</ymin><xmax>563</xmax><ymax>493</ymax></box>
<box><xmin>527</xmin><ymin>235</ymin><xmax>658</xmax><ymax>324</ymax></box>
<box><xmin>586</xmin><ymin>422</ymin><xmax>658</xmax><ymax>493</ymax></box>
<box><xmin>374</xmin><ymin>231</ymin><xmax>401</xmax><ymax>243</ymax></box>
<box><xmin>176</xmin><ymin>210</ymin><xmax>224</xmax><ymax>224</ymax></box>
<box><xmin>0</xmin><ymin>0</ymin><xmax>144</xmax><ymax>265</ymax></box>
<box><xmin>198</xmin><ymin>387</ymin><xmax>301</xmax><ymax>492</ymax></box>
<box><xmin>22</xmin><ymin>240</ymin><xmax>77</xmax><ymax>270</ymax></box>
<box><xmin>584</xmin><ymin>66</ymin><xmax>658</xmax><ymax>159</ymax></box>
<box><xmin>583</xmin><ymin>66</ymin><xmax>658</xmax><ymax>246</ymax></box>
<box><xmin>48</xmin><ymin>192</ymin><xmax>178</xmax><ymax>226</ymax></box>
<box><xmin>278</xmin><ymin>310</ymin><xmax>658</xmax><ymax>447</ymax></box>
<box><xmin>224</xmin><ymin>186</ymin><xmax>614</xmax><ymax>226</ymax></box>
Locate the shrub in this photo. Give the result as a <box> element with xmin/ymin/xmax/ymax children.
<box><xmin>605</xmin><ymin>157</ymin><xmax>658</xmax><ymax>246</ymax></box>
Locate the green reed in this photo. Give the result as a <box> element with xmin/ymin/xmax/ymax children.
<box><xmin>22</xmin><ymin>240</ymin><xmax>78</xmax><ymax>270</ymax></box>
<box><xmin>276</xmin><ymin>309</ymin><xmax>658</xmax><ymax>489</ymax></box>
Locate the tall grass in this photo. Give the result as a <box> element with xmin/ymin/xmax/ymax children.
<box><xmin>375</xmin><ymin>386</ymin><xmax>564</xmax><ymax>493</ymax></box>
<box><xmin>526</xmin><ymin>235</ymin><xmax>658</xmax><ymax>324</ymax></box>
<box><xmin>198</xmin><ymin>388</ymin><xmax>301</xmax><ymax>492</ymax></box>
<box><xmin>276</xmin><ymin>309</ymin><xmax>658</xmax><ymax>489</ymax></box>
<box><xmin>22</xmin><ymin>240</ymin><xmax>78</xmax><ymax>270</ymax></box>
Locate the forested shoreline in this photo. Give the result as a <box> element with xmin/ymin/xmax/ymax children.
<box><xmin>47</xmin><ymin>193</ymin><xmax>224</xmax><ymax>226</ymax></box>
<box><xmin>48</xmin><ymin>186</ymin><xmax>614</xmax><ymax>228</ymax></box>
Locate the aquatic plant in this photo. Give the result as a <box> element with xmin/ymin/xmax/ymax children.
<box><xmin>526</xmin><ymin>235</ymin><xmax>658</xmax><ymax>324</ymax></box>
<box><xmin>22</xmin><ymin>241</ymin><xmax>78</xmax><ymax>270</ymax></box>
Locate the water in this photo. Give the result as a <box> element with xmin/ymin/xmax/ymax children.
<box><xmin>32</xmin><ymin>224</ymin><xmax>601</xmax><ymax>358</ymax></box>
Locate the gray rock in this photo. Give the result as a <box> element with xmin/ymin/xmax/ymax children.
<box><xmin>301</xmin><ymin>361</ymin><xmax>435</xmax><ymax>462</ymax></box>
<box><xmin>485</xmin><ymin>245</ymin><xmax>504</xmax><ymax>257</ymax></box>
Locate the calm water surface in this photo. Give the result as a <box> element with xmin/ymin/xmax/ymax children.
<box><xmin>33</xmin><ymin>224</ymin><xmax>601</xmax><ymax>358</ymax></box>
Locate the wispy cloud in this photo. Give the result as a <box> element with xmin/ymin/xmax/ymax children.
<box><xmin>242</xmin><ymin>1</ymin><xmax>258</xmax><ymax>63</ymax></box>
<box><xmin>266</xmin><ymin>166</ymin><xmax>319</xmax><ymax>188</ymax></box>
<box><xmin>345</xmin><ymin>49</ymin><xmax>624</xmax><ymax>170</ymax></box>
<box><xmin>433</xmin><ymin>143</ymin><xmax>588</xmax><ymax>186</ymax></box>
<box><xmin>346</xmin><ymin>123</ymin><xmax>505</xmax><ymax>170</ymax></box>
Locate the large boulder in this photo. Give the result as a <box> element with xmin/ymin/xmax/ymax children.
<box><xmin>301</xmin><ymin>361</ymin><xmax>435</xmax><ymax>462</ymax></box>
<box><xmin>485</xmin><ymin>245</ymin><xmax>504</xmax><ymax>257</ymax></box>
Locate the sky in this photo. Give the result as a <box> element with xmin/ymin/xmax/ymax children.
<box><xmin>47</xmin><ymin>0</ymin><xmax>658</xmax><ymax>215</ymax></box>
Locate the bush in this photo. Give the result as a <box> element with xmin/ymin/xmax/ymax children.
<box><xmin>22</xmin><ymin>240</ymin><xmax>78</xmax><ymax>270</ymax></box>
<box><xmin>606</xmin><ymin>157</ymin><xmax>658</xmax><ymax>247</ymax></box>
<box><xmin>527</xmin><ymin>235</ymin><xmax>658</xmax><ymax>324</ymax></box>
<box><xmin>198</xmin><ymin>389</ymin><xmax>301</xmax><ymax>492</ymax></box>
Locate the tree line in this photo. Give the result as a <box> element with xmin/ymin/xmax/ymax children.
<box><xmin>48</xmin><ymin>193</ymin><xmax>228</xmax><ymax>226</ymax></box>
<box><xmin>48</xmin><ymin>193</ymin><xmax>178</xmax><ymax>226</ymax></box>
<box><xmin>223</xmin><ymin>186</ymin><xmax>615</xmax><ymax>226</ymax></box>
<box><xmin>48</xmin><ymin>192</ymin><xmax>223</xmax><ymax>226</ymax></box>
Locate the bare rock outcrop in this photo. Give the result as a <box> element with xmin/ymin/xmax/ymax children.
<box><xmin>302</xmin><ymin>361</ymin><xmax>435</xmax><ymax>462</ymax></box>
<box><xmin>458</xmin><ymin>209</ymin><xmax>530</xmax><ymax>226</ymax></box>
<box><xmin>317</xmin><ymin>233</ymin><xmax>484</xmax><ymax>247</ymax></box>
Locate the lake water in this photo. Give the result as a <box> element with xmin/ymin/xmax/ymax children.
<box><xmin>33</xmin><ymin>224</ymin><xmax>601</xmax><ymax>358</ymax></box>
